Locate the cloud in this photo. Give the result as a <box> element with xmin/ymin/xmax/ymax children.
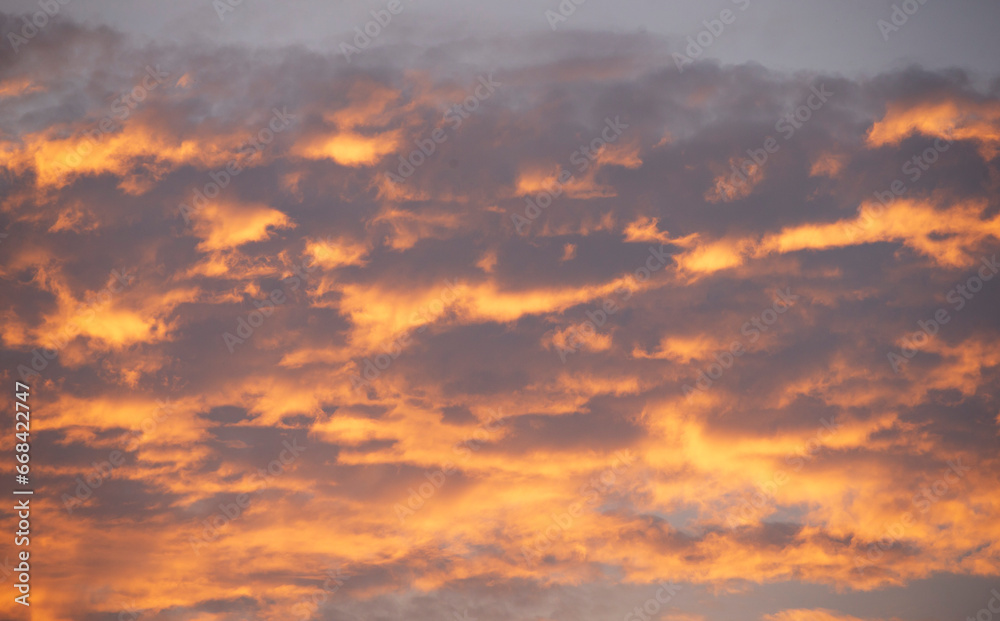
<box><xmin>1</xmin><ymin>11</ymin><xmax>999</xmax><ymax>621</ymax></box>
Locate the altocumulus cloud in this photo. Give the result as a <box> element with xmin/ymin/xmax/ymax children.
<box><xmin>0</xmin><ymin>9</ymin><xmax>999</xmax><ymax>621</ymax></box>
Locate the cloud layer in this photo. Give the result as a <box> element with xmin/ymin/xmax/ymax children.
<box><xmin>1</xmin><ymin>11</ymin><xmax>999</xmax><ymax>621</ymax></box>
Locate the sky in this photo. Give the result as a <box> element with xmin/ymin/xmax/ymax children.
<box><xmin>0</xmin><ymin>1</ymin><xmax>999</xmax><ymax>620</ymax></box>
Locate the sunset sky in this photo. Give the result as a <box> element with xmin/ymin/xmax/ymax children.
<box><xmin>1</xmin><ymin>1</ymin><xmax>1000</xmax><ymax>620</ymax></box>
